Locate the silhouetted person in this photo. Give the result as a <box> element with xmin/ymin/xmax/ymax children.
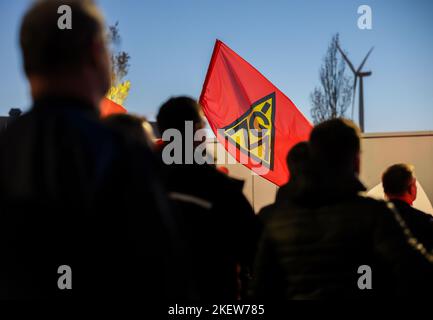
<box><xmin>259</xmin><ymin>141</ymin><xmax>311</xmax><ymax>222</ymax></box>
<box><xmin>382</xmin><ymin>164</ymin><xmax>433</xmax><ymax>251</ymax></box>
<box><xmin>104</xmin><ymin>113</ymin><xmax>156</xmax><ymax>148</ymax></box>
<box><xmin>156</xmin><ymin>96</ymin><xmax>259</xmax><ymax>300</ymax></box>
<box><xmin>0</xmin><ymin>0</ymin><xmax>179</xmax><ymax>299</ymax></box>
<box><xmin>252</xmin><ymin>118</ymin><xmax>433</xmax><ymax>299</ymax></box>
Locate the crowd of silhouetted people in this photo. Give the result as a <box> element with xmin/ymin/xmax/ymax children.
<box><xmin>0</xmin><ymin>0</ymin><xmax>432</xmax><ymax>300</ymax></box>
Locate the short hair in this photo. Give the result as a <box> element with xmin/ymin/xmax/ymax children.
<box><xmin>20</xmin><ymin>0</ymin><xmax>105</xmax><ymax>76</ymax></box>
<box><xmin>382</xmin><ymin>164</ymin><xmax>415</xmax><ymax>196</ymax></box>
<box><xmin>309</xmin><ymin>118</ymin><xmax>361</xmax><ymax>171</ymax></box>
<box><xmin>104</xmin><ymin>114</ymin><xmax>154</xmax><ymax>146</ymax></box>
<box><xmin>287</xmin><ymin>142</ymin><xmax>310</xmax><ymax>181</ymax></box>
<box><xmin>156</xmin><ymin>96</ymin><xmax>202</xmax><ymax>133</ymax></box>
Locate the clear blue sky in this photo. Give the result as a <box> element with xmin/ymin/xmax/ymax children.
<box><xmin>1</xmin><ymin>0</ymin><xmax>432</xmax><ymax>132</ymax></box>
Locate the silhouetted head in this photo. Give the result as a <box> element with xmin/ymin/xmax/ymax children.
<box><xmin>20</xmin><ymin>0</ymin><xmax>110</xmax><ymax>105</ymax></box>
<box><xmin>156</xmin><ymin>96</ymin><xmax>204</xmax><ymax>135</ymax></box>
<box><xmin>287</xmin><ymin>141</ymin><xmax>310</xmax><ymax>182</ymax></box>
<box><xmin>382</xmin><ymin>163</ymin><xmax>417</xmax><ymax>205</ymax></box>
<box><xmin>309</xmin><ymin>118</ymin><xmax>361</xmax><ymax>176</ymax></box>
<box><xmin>8</xmin><ymin>108</ymin><xmax>23</xmax><ymax>118</ymax></box>
<box><xmin>104</xmin><ymin>113</ymin><xmax>155</xmax><ymax>148</ymax></box>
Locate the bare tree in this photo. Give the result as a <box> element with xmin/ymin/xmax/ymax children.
<box><xmin>310</xmin><ymin>34</ymin><xmax>353</xmax><ymax>124</ymax></box>
<box><xmin>106</xmin><ymin>22</ymin><xmax>131</xmax><ymax>105</ymax></box>
<box><xmin>107</xmin><ymin>22</ymin><xmax>130</xmax><ymax>85</ymax></box>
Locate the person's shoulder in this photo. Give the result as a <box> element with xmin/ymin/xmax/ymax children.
<box><xmin>195</xmin><ymin>164</ymin><xmax>240</xmax><ymax>186</ymax></box>
<box><xmin>411</xmin><ymin>207</ymin><xmax>433</xmax><ymax>220</ymax></box>
<box><xmin>334</xmin><ymin>194</ymin><xmax>396</xmax><ymax>222</ymax></box>
<box><xmin>258</xmin><ymin>203</ymin><xmax>276</xmax><ymax>222</ymax></box>
<box><xmin>356</xmin><ymin>194</ymin><xmax>395</xmax><ymax>212</ymax></box>
<box><xmin>402</xmin><ymin>205</ymin><xmax>433</xmax><ymax>221</ymax></box>
<box><xmin>388</xmin><ymin>199</ymin><xmax>427</xmax><ymax>219</ymax></box>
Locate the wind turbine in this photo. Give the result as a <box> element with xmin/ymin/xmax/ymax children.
<box><xmin>337</xmin><ymin>44</ymin><xmax>374</xmax><ymax>132</ymax></box>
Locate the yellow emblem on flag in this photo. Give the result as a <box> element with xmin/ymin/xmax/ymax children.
<box><xmin>222</xmin><ymin>93</ymin><xmax>276</xmax><ymax>169</ymax></box>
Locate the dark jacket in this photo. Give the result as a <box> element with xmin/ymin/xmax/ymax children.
<box><xmin>391</xmin><ymin>199</ymin><xmax>433</xmax><ymax>251</ymax></box>
<box><xmin>0</xmin><ymin>97</ymin><xmax>180</xmax><ymax>299</ymax></box>
<box><xmin>156</xmin><ymin>146</ymin><xmax>259</xmax><ymax>300</ymax></box>
<box><xmin>253</xmin><ymin>174</ymin><xmax>433</xmax><ymax>299</ymax></box>
<box><xmin>259</xmin><ymin>180</ymin><xmax>303</xmax><ymax>224</ymax></box>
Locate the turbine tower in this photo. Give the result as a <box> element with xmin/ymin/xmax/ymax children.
<box><xmin>337</xmin><ymin>44</ymin><xmax>374</xmax><ymax>132</ymax></box>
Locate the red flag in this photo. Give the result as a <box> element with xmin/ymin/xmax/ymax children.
<box><xmin>100</xmin><ymin>97</ymin><xmax>127</xmax><ymax>117</ymax></box>
<box><xmin>200</xmin><ymin>40</ymin><xmax>312</xmax><ymax>186</ymax></box>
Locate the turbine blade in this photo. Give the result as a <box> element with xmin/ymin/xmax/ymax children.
<box><xmin>357</xmin><ymin>47</ymin><xmax>374</xmax><ymax>72</ymax></box>
<box><xmin>337</xmin><ymin>43</ymin><xmax>356</xmax><ymax>73</ymax></box>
